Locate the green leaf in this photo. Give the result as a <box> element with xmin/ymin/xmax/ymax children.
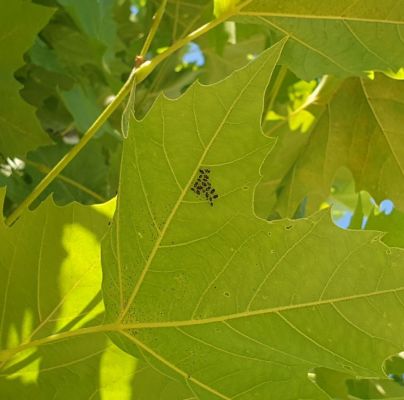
<box><xmin>258</xmin><ymin>74</ymin><xmax>404</xmax><ymax>218</ymax></box>
<box><xmin>59</xmin><ymin>84</ymin><xmax>114</xmax><ymax>135</ymax></box>
<box><xmin>1</xmin><ymin>140</ymin><xmax>119</xmax><ymax>217</ymax></box>
<box><xmin>255</xmin><ymin>74</ymin><xmax>341</xmax><ymax>219</ymax></box>
<box><xmin>311</xmin><ymin>366</ymin><xmax>404</xmax><ymax>400</ymax></box>
<box><xmin>238</xmin><ymin>0</ymin><xmax>404</xmax><ymax>79</ymax></box>
<box><xmin>254</xmin><ymin>117</ymin><xmax>312</xmax><ymax>219</ymax></box>
<box><xmin>0</xmin><ymin>191</ymin><xmax>138</xmax><ymax>398</ymax></box>
<box><xmin>0</xmin><ymin>0</ymin><xmax>53</xmax><ymax>157</ymax></box>
<box><xmin>347</xmin><ymin>378</ymin><xmax>404</xmax><ymax>399</ymax></box>
<box><xmin>57</xmin><ymin>0</ymin><xmax>117</xmax><ymax>60</ymax></box>
<box><xmin>366</xmin><ymin>209</ymin><xmax>404</xmax><ymax>248</ymax></box>
<box><xmin>130</xmin><ymin>360</ymin><xmax>193</xmax><ymax>399</ymax></box>
<box><xmin>22</xmin><ymin>1</ymin><xmax>128</xmax><ymax>139</ymax></box>
<box><xmin>310</xmin><ymin>367</ymin><xmax>353</xmax><ymax>399</ymax></box>
<box><xmin>152</xmin><ymin>0</ymin><xmax>212</xmax><ymax>42</ymax></box>
<box><xmin>200</xmin><ymin>25</ymin><xmax>267</xmax><ymax>83</ymax></box>
<box><xmin>101</xmin><ymin>42</ymin><xmax>404</xmax><ymax>399</ymax></box>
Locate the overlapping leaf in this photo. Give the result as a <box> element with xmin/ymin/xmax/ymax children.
<box><xmin>0</xmin><ymin>0</ymin><xmax>53</xmax><ymax>157</ymax></box>
<box><xmin>102</xmin><ymin>42</ymin><xmax>404</xmax><ymax>399</ymax></box>
<box><xmin>257</xmin><ymin>74</ymin><xmax>404</xmax><ymax>219</ymax></box>
<box><xmin>199</xmin><ymin>24</ymin><xmax>267</xmax><ymax>84</ymax></box>
<box><xmin>57</xmin><ymin>0</ymin><xmax>118</xmax><ymax>64</ymax></box>
<box><xmin>0</xmin><ymin>191</ymin><xmax>138</xmax><ymax>398</ymax></box>
<box><xmin>238</xmin><ymin>0</ymin><xmax>404</xmax><ymax>79</ymax></box>
<box><xmin>366</xmin><ymin>209</ymin><xmax>404</xmax><ymax>248</ymax></box>
<box><xmin>151</xmin><ymin>0</ymin><xmax>212</xmax><ymax>42</ymax></box>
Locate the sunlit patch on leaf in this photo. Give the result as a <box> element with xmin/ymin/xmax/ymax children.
<box><xmin>384</xmin><ymin>68</ymin><xmax>404</xmax><ymax>80</ymax></box>
<box><xmin>266</xmin><ymin>110</ymin><xmax>285</xmax><ymax>121</ymax></box>
<box><xmin>288</xmin><ymin>108</ymin><xmax>315</xmax><ymax>133</ymax></box>
<box><xmin>213</xmin><ymin>0</ymin><xmax>239</xmax><ymax>18</ymax></box>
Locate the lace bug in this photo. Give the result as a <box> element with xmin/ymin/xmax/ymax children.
<box><xmin>190</xmin><ymin>168</ymin><xmax>219</xmax><ymax>206</ymax></box>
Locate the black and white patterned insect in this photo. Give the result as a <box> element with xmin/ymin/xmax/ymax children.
<box><xmin>190</xmin><ymin>168</ymin><xmax>219</xmax><ymax>206</ymax></box>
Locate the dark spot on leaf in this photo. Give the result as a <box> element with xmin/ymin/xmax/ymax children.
<box><xmin>190</xmin><ymin>169</ymin><xmax>219</xmax><ymax>206</ymax></box>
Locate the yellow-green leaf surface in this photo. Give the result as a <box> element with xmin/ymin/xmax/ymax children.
<box><xmin>237</xmin><ymin>0</ymin><xmax>404</xmax><ymax>79</ymax></box>
<box><xmin>102</xmin><ymin>42</ymin><xmax>404</xmax><ymax>399</ymax></box>
<box><xmin>214</xmin><ymin>0</ymin><xmax>240</xmax><ymax>18</ymax></box>
<box><xmin>0</xmin><ymin>0</ymin><xmax>53</xmax><ymax>157</ymax></box>
<box><xmin>0</xmin><ymin>192</ymin><xmax>138</xmax><ymax>399</ymax></box>
<box><xmin>258</xmin><ymin>74</ymin><xmax>404</xmax><ymax>219</ymax></box>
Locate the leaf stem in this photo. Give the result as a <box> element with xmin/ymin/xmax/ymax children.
<box><xmin>5</xmin><ymin>74</ymin><xmax>133</xmax><ymax>226</ymax></box>
<box><xmin>0</xmin><ymin>323</ymin><xmax>119</xmax><ymax>366</ymax></box>
<box><xmin>140</xmin><ymin>0</ymin><xmax>168</xmax><ymax>57</ymax></box>
<box><xmin>25</xmin><ymin>159</ymin><xmax>107</xmax><ymax>203</ymax></box>
<box><xmin>5</xmin><ymin>1</ymin><xmax>250</xmax><ymax>226</ymax></box>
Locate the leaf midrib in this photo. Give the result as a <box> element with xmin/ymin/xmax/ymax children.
<box><xmin>5</xmin><ymin>284</ymin><xmax>402</xmax><ymax>360</ymax></box>
<box><xmin>121</xmin><ymin>330</ymin><xmax>232</xmax><ymax>400</ymax></box>
<box><xmin>119</xmin><ymin>284</ymin><xmax>404</xmax><ymax>330</ymax></box>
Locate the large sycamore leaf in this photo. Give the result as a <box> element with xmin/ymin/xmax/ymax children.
<box><xmin>102</xmin><ymin>42</ymin><xmax>404</xmax><ymax>399</ymax></box>
<box><xmin>237</xmin><ymin>0</ymin><xmax>404</xmax><ymax>79</ymax></box>
<box><xmin>258</xmin><ymin>74</ymin><xmax>404</xmax><ymax>219</ymax></box>
<box><xmin>0</xmin><ymin>192</ymin><xmax>138</xmax><ymax>399</ymax></box>
<box><xmin>0</xmin><ymin>0</ymin><xmax>53</xmax><ymax>157</ymax></box>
